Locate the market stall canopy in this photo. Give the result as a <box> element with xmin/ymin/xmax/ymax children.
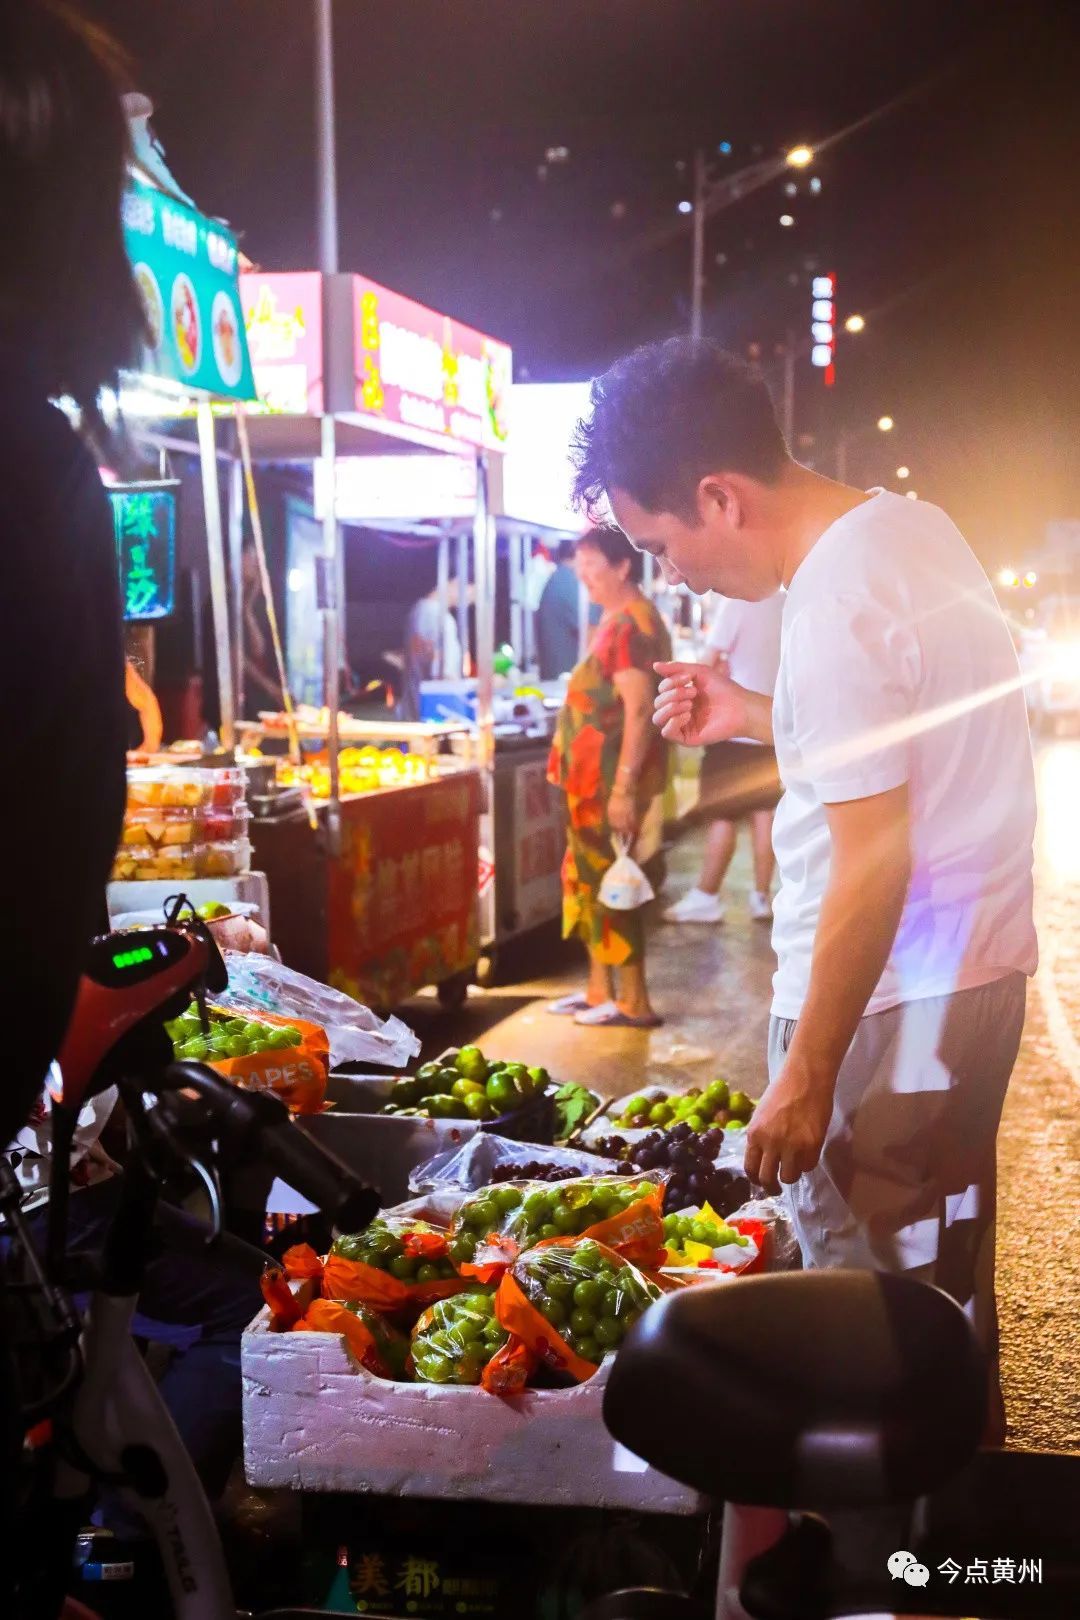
<box><xmin>239</xmin><ymin>270</ymin><xmax>512</xmax><ymax>458</ymax></box>
<box><xmin>122</xmin><ymin>175</ymin><xmax>256</xmax><ymax>403</ymax></box>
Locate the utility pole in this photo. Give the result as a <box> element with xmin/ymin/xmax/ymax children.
<box><xmin>781</xmin><ymin>328</ymin><xmax>796</xmax><ymax>447</ymax></box>
<box><xmin>690</xmin><ymin>148</ymin><xmax>706</xmax><ymax>339</ymax></box>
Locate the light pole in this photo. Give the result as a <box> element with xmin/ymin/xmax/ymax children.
<box><xmin>690</xmin><ymin>148</ymin><xmax>707</xmax><ymax>339</ymax></box>
<box><xmin>836</xmin><ymin>414</ymin><xmax>893</xmax><ymax>482</ymax></box>
<box><xmin>688</xmin><ymin>142</ymin><xmax>816</xmax><ymax>340</ymax></box>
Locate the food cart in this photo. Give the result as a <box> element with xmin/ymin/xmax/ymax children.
<box><xmin>232</xmin><ymin>268</ymin><xmax>516</xmax><ymax>1006</ymax></box>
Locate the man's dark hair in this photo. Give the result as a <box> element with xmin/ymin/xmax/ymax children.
<box><xmin>575</xmin><ymin>523</ymin><xmax>644</xmax><ymax>585</ymax></box>
<box><xmin>555</xmin><ymin>538</ymin><xmax>577</xmax><ymax>564</ymax></box>
<box><xmin>0</xmin><ymin>1</ymin><xmax>145</xmax><ymax>416</ymax></box>
<box><xmin>570</xmin><ymin>337</ymin><xmax>789</xmax><ymax>520</ymax></box>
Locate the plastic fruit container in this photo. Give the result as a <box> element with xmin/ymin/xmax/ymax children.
<box><xmin>126</xmin><ymin>768</ymin><xmax>205</xmax><ymax>811</ymax></box>
<box><xmin>111</xmin><ymin>843</ymin><xmax>201</xmax><ymax>882</ymax></box>
<box><xmin>121</xmin><ymin>807</ymin><xmax>199</xmax><ymax>848</ymax></box>
<box><xmin>205</xmin><ymin>767</ymin><xmax>247</xmax><ymax>809</ymax></box>
<box><xmin>197</xmin><ymin>837</ymin><xmax>252</xmax><ymax>877</ymax></box>
<box><xmin>198</xmin><ymin>803</ymin><xmax>251</xmax><ymax>844</ymax></box>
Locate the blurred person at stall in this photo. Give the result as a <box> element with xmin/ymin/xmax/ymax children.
<box><xmin>537</xmin><ymin>538</ymin><xmax>584</xmax><ymax>679</ymax></box>
<box><xmin>402</xmin><ymin>573</ymin><xmax>467</xmax><ymax>720</ymax></box>
<box><xmin>546</xmin><ymin>526</ymin><xmax>671</xmax><ymax>1027</ymax></box>
<box><xmin>663</xmin><ymin>591</ymin><xmax>783</xmax><ymax>924</ymax></box>
<box><xmin>0</xmin><ymin>0</ymin><xmax>144</xmax><ymax>1150</ymax></box>
<box><xmin>571</xmin><ymin>337</ymin><xmax>1036</xmax><ymax>1436</ymax></box>
<box><xmin>202</xmin><ymin>543</ymin><xmax>279</xmax><ymax>734</ymax></box>
<box><xmin>124</xmin><ymin>626</ymin><xmax>164</xmax><ymax>753</ymax></box>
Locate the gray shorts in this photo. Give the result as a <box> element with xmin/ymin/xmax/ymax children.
<box><xmin>768</xmin><ymin>972</ymin><xmax>1026</xmax><ymax>1355</ymax></box>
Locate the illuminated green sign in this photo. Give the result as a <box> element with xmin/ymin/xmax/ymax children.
<box><xmin>112</xmin><ymin>945</ymin><xmax>154</xmax><ymax>970</ymax></box>
<box><xmin>122</xmin><ymin>177</ymin><xmax>256</xmax><ymax>401</ymax></box>
<box><xmin>109</xmin><ymin>482</ymin><xmax>177</xmax><ymax>622</ymax></box>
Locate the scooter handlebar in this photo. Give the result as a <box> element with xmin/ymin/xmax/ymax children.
<box><xmin>157</xmin><ymin>1062</ymin><xmax>381</xmax><ymax>1234</ymax></box>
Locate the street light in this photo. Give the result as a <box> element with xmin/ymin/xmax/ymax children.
<box><xmin>906</xmin><ymin>490</ymin><xmax>919</xmax><ymax>500</ymax></box>
<box><xmin>786</xmin><ymin>145</ymin><xmax>814</xmax><ymax>169</ymax></box>
<box><xmin>998</xmin><ymin>567</ymin><xmax>1020</xmax><ymax>589</ymax></box>
<box><xmin>844</xmin><ymin>313</ymin><xmax>866</xmax><ymax>334</ymax></box>
<box><xmin>1023</xmin><ymin>570</ymin><xmax>1038</xmax><ymax>587</ymax></box>
<box><xmin>877</xmin><ymin>415</ymin><xmax>895</xmax><ymax>433</ymax></box>
<box><xmin>896</xmin><ymin>465</ymin><xmax>910</xmax><ymax>480</ymax></box>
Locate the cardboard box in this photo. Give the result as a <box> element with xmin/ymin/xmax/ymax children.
<box><xmin>242</xmin><ymin>1293</ymin><xmax>701</xmax><ymax>1516</ymax></box>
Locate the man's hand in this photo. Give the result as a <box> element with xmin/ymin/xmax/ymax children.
<box><xmin>652</xmin><ymin>660</ymin><xmax>771</xmax><ymax>746</ymax></box>
<box><xmin>743</xmin><ymin>1062</ymin><xmax>835</xmax><ymax>1194</ymax></box>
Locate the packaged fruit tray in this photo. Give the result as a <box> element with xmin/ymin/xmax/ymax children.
<box><xmin>111</xmin><ymin>837</ymin><xmax>251</xmax><ymax>882</ymax></box>
<box><xmin>126</xmin><ymin>764</ymin><xmax>246</xmax><ymax>812</ymax></box>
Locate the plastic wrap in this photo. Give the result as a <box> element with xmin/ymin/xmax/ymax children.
<box><xmin>495</xmin><ymin>1237</ymin><xmax>663</xmax><ymax>1386</ymax></box>
<box><xmin>219</xmin><ymin>951</ymin><xmax>420</xmax><ymax>1070</ymax></box>
<box><xmin>408</xmin><ymin>1134</ymin><xmax>621</xmax><ymax>1198</ymax></box>
<box><xmin>319</xmin><ymin>1219</ymin><xmax>470</xmax><ymax>1318</ymax></box>
<box><xmin>449</xmin><ymin>1173</ymin><xmax>666</xmax><ymax>1282</ymax></box>
<box><xmin>731</xmin><ymin>1195</ymin><xmax>801</xmax><ymax>1273</ymax></box>
<box><xmin>410</xmin><ymin>1289</ymin><xmax>508</xmax><ymax>1385</ymax></box>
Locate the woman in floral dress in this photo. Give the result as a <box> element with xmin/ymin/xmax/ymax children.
<box><xmin>547</xmin><ymin>526</ymin><xmax>671</xmax><ymax>1026</ymax></box>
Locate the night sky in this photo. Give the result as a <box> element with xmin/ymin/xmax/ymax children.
<box><xmin>88</xmin><ymin>0</ymin><xmax>1079</xmax><ymax>565</ymax></box>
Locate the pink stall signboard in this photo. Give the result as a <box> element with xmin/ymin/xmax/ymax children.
<box><xmin>352</xmin><ymin>275</ymin><xmax>512</xmax><ymax>455</ymax></box>
<box><xmin>240</xmin><ymin>271</ymin><xmax>324</xmax><ymax>415</ymax></box>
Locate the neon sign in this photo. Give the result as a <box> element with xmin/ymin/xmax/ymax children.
<box><xmin>353</xmin><ymin>276</ymin><xmax>511</xmax><ymax>454</ymax></box>
<box><xmin>240</xmin><ymin>272</ymin><xmax>324</xmax><ymax>414</ymax></box>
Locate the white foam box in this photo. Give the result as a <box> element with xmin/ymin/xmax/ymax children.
<box><xmin>242</xmin><ymin>1289</ymin><xmax>702</xmax><ymax>1515</ymax></box>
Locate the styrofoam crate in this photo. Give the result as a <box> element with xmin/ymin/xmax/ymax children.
<box><xmin>241</xmin><ymin>1294</ymin><xmax>701</xmax><ymax>1515</ymax></box>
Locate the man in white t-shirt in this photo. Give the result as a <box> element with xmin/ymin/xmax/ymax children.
<box><xmin>664</xmin><ymin>592</ymin><xmax>784</xmax><ymax>924</ymax></box>
<box><xmin>570</xmin><ymin>338</ymin><xmax>1036</xmax><ymax>1428</ymax></box>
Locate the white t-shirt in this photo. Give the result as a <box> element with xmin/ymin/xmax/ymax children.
<box><xmin>770</xmin><ymin>489</ymin><xmax>1037</xmax><ymax>1019</ymax></box>
<box><xmin>706</xmin><ymin>593</ymin><xmax>783</xmax><ymax>744</ymax></box>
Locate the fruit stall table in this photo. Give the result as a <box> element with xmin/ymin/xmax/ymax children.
<box><xmin>251</xmin><ymin>767</ymin><xmax>482</xmax><ymax>1011</ymax></box>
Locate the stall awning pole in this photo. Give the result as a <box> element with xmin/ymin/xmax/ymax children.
<box><xmin>509</xmin><ymin>529</ymin><xmax>524</xmax><ymax>671</ymax></box>
<box><xmin>315</xmin><ymin>0</ymin><xmax>342</xmax><ymax>850</ymax></box>
<box><xmin>197</xmin><ymin>400</ymin><xmax>235</xmax><ymax>751</ymax></box>
<box><xmin>227</xmin><ymin>455</ymin><xmax>245</xmax><ymax>719</ymax></box>
<box><xmin>474</xmin><ymin>450</ymin><xmax>495</xmax><ymax>770</ymax></box>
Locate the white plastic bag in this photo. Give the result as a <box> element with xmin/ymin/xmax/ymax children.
<box><xmin>597</xmin><ymin>836</ymin><xmax>655</xmax><ymax>911</ymax></box>
<box><xmin>219</xmin><ymin>951</ymin><xmax>420</xmax><ymax>1070</ymax></box>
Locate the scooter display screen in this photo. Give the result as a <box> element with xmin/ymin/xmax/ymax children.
<box><xmin>91</xmin><ymin>930</ymin><xmax>193</xmax><ymax>989</ymax></box>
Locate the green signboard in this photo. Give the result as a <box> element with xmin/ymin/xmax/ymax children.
<box><xmin>109</xmin><ymin>482</ymin><xmax>178</xmax><ymax>622</ymax></box>
<box><xmin>122</xmin><ymin>177</ymin><xmax>256</xmax><ymax>401</ymax></box>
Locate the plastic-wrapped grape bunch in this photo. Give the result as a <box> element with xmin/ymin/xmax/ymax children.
<box><xmin>449</xmin><ymin>1176</ymin><xmax>663</xmax><ymax>1270</ymax></box>
<box><xmin>331</xmin><ymin>1218</ymin><xmax>459</xmax><ymax>1284</ymax></box>
<box><xmin>502</xmin><ymin>1238</ymin><xmax>662</xmax><ymax>1375</ymax></box>
<box><xmin>411</xmin><ymin>1288</ymin><xmax>508</xmax><ymax>1385</ymax></box>
<box><xmin>606</xmin><ymin>1124</ymin><xmax>753</xmax><ymax>1216</ymax></box>
<box><xmin>662</xmin><ymin>1211</ymin><xmax>749</xmax><ymax>1260</ymax></box>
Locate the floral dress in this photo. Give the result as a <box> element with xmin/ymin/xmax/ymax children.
<box><xmin>547</xmin><ymin>594</ymin><xmax>671</xmax><ymax>966</ymax></box>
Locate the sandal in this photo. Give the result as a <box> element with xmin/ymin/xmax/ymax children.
<box><xmin>547</xmin><ymin>992</ymin><xmax>593</xmax><ymax>1015</ymax></box>
<box><xmin>573</xmin><ymin>1003</ymin><xmax>665</xmax><ymax>1029</ymax></box>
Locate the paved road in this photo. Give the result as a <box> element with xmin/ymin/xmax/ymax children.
<box><xmin>412</xmin><ymin>740</ymin><xmax>1080</xmax><ymax>1454</ymax></box>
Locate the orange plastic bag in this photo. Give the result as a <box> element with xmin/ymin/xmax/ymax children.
<box><xmin>451</xmin><ymin>1174</ymin><xmax>667</xmax><ymax>1283</ymax></box>
<box><xmin>281</xmin><ymin>1242</ymin><xmax>325</xmax><ymax>1282</ymax></box>
<box><xmin>206</xmin><ymin>1005</ymin><xmax>329</xmax><ymax>1114</ymax></box>
<box><xmin>495</xmin><ymin>1236</ymin><xmax>663</xmax><ymax>1385</ymax></box>
<box><xmin>294</xmin><ymin>1298</ymin><xmax>410</xmax><ymax>1380</ymax></box>
<box><xmin>409</xmin><ymin>1289</ymin><xmax>535</xmax><ymax>1394</ymax></box>
<box><xmin>260</xmin><ymin>1264</ymin><xmax>304</xmax><ymax>1328</ymax></box>
<box><xmin>312</xmin><ymin>1219</ymin><xmax>472</xmax><ymax>1320</ymax></box>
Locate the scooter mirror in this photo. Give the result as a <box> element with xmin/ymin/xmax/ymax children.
<box><xmin>604</xmin><ymin>1270</ymin><xmax>986</xmax><ymax>1509</ymax></box>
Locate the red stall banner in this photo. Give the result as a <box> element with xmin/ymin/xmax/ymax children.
<box><xmin>327</xmin><ymin>773</ymin><xmax>481</xmax><ymax>1008</ymax></box>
